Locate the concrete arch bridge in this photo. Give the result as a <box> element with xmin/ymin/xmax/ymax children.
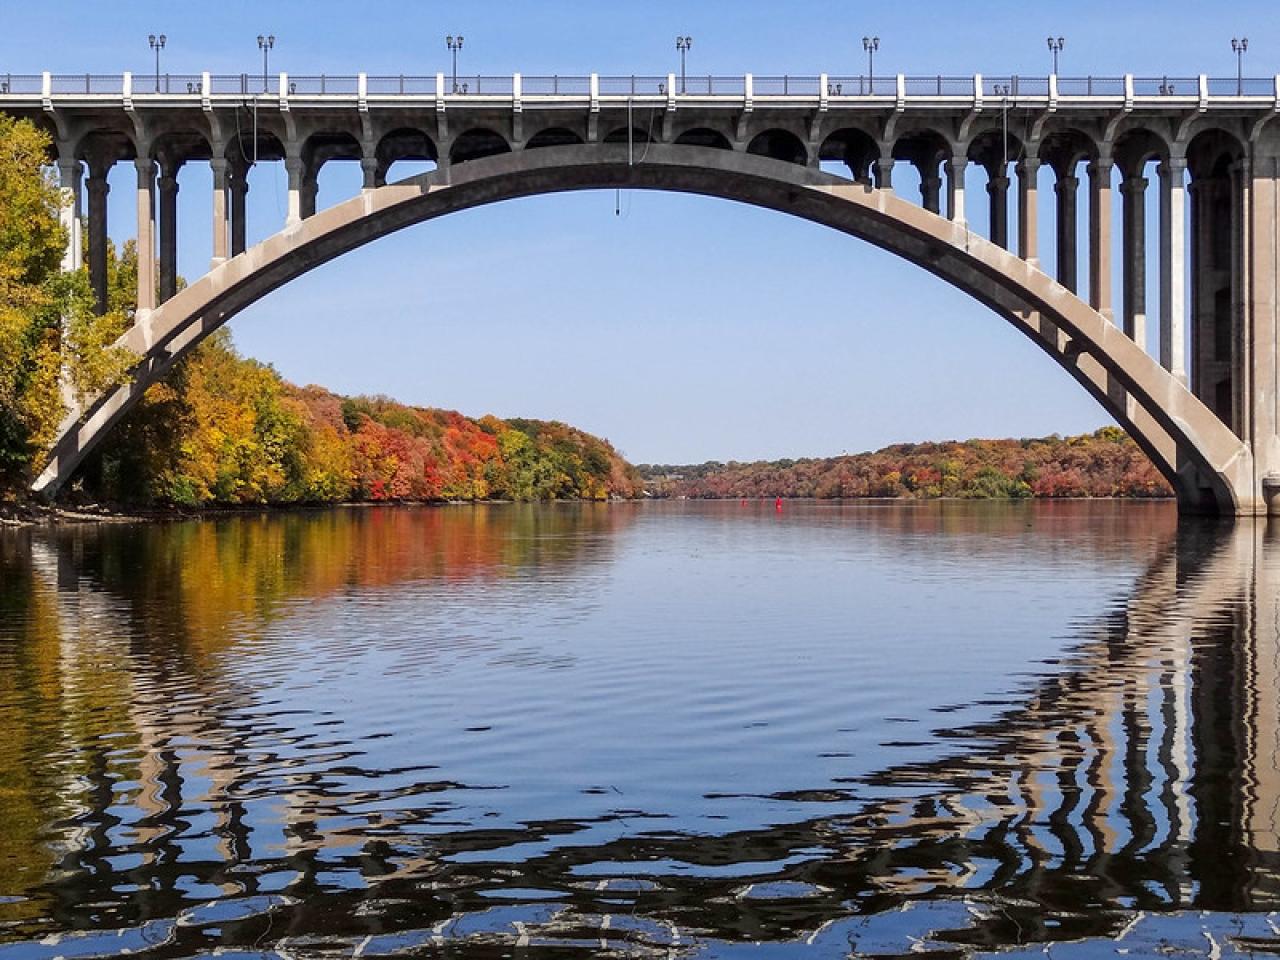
<box><xmin>4</xmin><ymin>70</ymin><xmax>1280</xmax><ymax>513</ymax></box>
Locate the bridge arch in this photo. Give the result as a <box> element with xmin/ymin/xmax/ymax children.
<box><xmin>450</xmin><ymin>128</ymin><xmax>511</xmax><ymax>164</ymax></box>
<box><xmin>746</xmin><ymin>128</ymin><xmax>807</xmax><ymax>165</ymax></box>
<box><xmin>33</xmin><ymin>144</ymin><xmax>1252</xmax><ymax>512</ymax></box>
<box><xmin>674</xmin><ymin>127</ymin><xmax>733</xmax><ymax>151</ymax></box>
<box><xmin>527</xmin><ymin>127</ymin><xmax>585</xmax><ymax>150</ymax></box>
<box><xmin>819</xmin><ymin>128</ymin><xmax>879</xmax><ymax>183</ymax></box>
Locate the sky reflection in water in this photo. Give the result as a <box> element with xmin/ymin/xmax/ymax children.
<box><xmin>0</xmin><ymin>501</ymin><xmax>1277</xmax><ymax>957</ymax></box>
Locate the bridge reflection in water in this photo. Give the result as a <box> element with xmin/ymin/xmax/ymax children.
<box><xmin>0</xmin><ymin>504</ymin><xmax>1279</xmax><ymax>956</ymax></box>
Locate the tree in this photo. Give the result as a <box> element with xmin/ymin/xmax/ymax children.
<box><xmin>0</xmin><ymin>116</ymin><xmax>130</xmax><ymax>493</ymax></box>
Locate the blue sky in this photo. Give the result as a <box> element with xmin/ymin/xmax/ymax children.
<box><xmin>3</xmin><ymin>1</ymin><xmax>1274</xmax><ymax>463</ymax></box>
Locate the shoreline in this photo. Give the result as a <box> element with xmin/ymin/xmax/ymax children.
<box><xmin>0</xmin><ymin>494</ymin><xmax>1175</xmax><ymax>529</ymax></box>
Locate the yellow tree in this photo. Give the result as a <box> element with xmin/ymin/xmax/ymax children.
<box><xmin>0</xmin><ymin>115</ymin><xmax>129</xmax><ymax>493</ymax></box>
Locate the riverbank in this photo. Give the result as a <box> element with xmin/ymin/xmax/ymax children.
<box><xmin>0</xmin><ymin>497</ymin><xmax>641</xmax><ymax>528</ymax></box>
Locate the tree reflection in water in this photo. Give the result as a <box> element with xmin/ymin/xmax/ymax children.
<box><xmin>0</xmin><ymin>503</ymin><xmax>1278</xmax><ymax>956</ymax></box>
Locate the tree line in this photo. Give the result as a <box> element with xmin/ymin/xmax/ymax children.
<box><xmin>638</xmin><ymin>429</ymin><xmax>1172</xmax><ymax>500</ymax></box>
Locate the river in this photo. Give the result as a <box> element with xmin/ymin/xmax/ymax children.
<box><xmin>0</xmin><ymin>501</ymin><xmax>1277</xmax><ymax>957</ymax></box>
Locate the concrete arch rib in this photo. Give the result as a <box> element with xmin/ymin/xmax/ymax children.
<box><xmin>33</xmin><ymin>145</ymin><xmax>1252</xmax><ymax>513</ymax></box>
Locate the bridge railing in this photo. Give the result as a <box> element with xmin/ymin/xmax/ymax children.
<box><xmin>1055</xmin><ymin>76</ymin><xmax>1126</xmax><ymax>96</ymax></box>
<box><xmin>596</xmin><ymin>76</ymin><xmax>669</xmax><ymax>96</ymax></box>
<box><xmin>983</xmin><ymin>76</ymin><xmax>1051</xmax><ymax>97</ymax></box>
<box><xmin>50</xmin><ymin>73</ymin><xmax>123</xmax><ymax>94</ymax></box>
<box><xmin>1206</xmin><ymin>76</ymin><xmax>1275</xmax><ymax>96</ymax></box>
<box><xmin>901</xmin><ymin>76</ymin><xmax>976</xmax><ymax>96</ymax></box>
<box><xmin>1130</xmin><ymin>76</ymin><xmax>1199</xmax><ymax>96</ymax></box>
<box><xmin>127</xmin><ymin>73</ymin><xmax>205</xmax><ymax>94</ymax></box>
<box><xmin>444</xmin><ymin>75</ymin><xmax>515</xmax><ymax>95</ymax></box>
<box><xmin>210</xmin><ymin>74</ymin><xmax>262</xmax><ymax>95</ymax></box>
<box><xmin>0</xmin><ymin>74</ymin><xmax>42</xmax><ymax>94</ymax></box>
<box><xmin>365</xmin><ymin>75</ymin><xmax>437</xmax><ymax>95</ymax></box>
<box><xmin>669</xmin><ymin>75</ymin><xmax>748</xmax><ymax>96</ymax></box>
<box><xmin>521</xmin><ymin>75</ymin><xmax>592</xmax><ymax>96</ymax></box>
<box><xmin>288</xmin><ymin>75</ymin><xmax>360</xmax><ymax>95</ymax></box>
<box><xmin>826</xmin><ymin>75</ymin><xmax>899</xmax><ymax>96</ymax></box>
<box><xmin>4</xmin><ymin>72</ymin><xmax>1279</xmax><ymax>102</ymax></box>
<box><xmin>752</xmin><ymin>75</ymin><xmax>821</xmax><ymax>96</ymax></box>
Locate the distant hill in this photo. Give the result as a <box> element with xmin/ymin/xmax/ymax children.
<box><xmin>637</xmin><ymin>428</ymin><xmax>1171</xmax><ymax>500</ymax></box>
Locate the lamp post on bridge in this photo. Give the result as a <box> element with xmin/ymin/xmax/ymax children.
<box><xmin>862</xmin><ymin>36</ymin><xmax>879</xmax><ymax>91</ymax></box>
<box><xmin>1047</xmin><ymin>36</ymin><xmax>1064</xmax><ymax>75</ymax></box>
<box><xmin>148</xmin><ymin>34</ymin><xmax>166</xmax><ymax>92</ymax></box>
<box><xmin>257</xmin><ymin>34</ymin><xmax>275</xmax><ymax>93</ymax></box>
<box><xmin>446</xmin><ymin>35</ymin><xmax>464</xmax><ymax>93</ymax></box>
<box><xmin>675</xmin><ymin>36</ymin><xmax>692</xmax><ymax>94</ymax></box>
<box><xmin>1232</xmin><ymin>37</ymin><xmax>1249</xmax><ymax>95</ymax></box>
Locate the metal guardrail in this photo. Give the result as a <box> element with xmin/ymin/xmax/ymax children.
<box><xmin>1131</xmin><ymin>76</ymin><xmax>1198</xmax><ymax>96</ymax></box>
<box><xmin>210</xmin><ymin>74</ymin><xmax>257</xmax><ymax>95</ymax></box>
<box><xmin>1054</xmin><ymin>76</ymin><xmax>1126</xmax><ymax>96</ymax></box>
<box><xmin>1</xmin><ymin>73</ymin><xmax>1276</xmax><ymax>100</ymax></box>
<box><xmin>0</xmin><ymin>74</ymin><xmax>42</xmax><ymax>94</ymax></box>
<box><xmin>826</xmin><ymin>76</ymin><xmax>899</xmax><ymax>96</ymax></box>
<box><xmin>595</xmin><ymin>76</ymin><xmax>667</xmax><ymax>95</ymax></box>
<box><xmin>521</xmin><ymin>75</ymin><xmax>591</xmax><ymax>95</ymax></box>
<box><xmin>365</xmin><ymin>75</ymin><xmax>435</xmax><ymax>95</ymax></box>
<box><xmin>901</xmin><ymin>76</ymin><xmax>972</xmax><ymax>97</ymax></box>
<box><xmin>288</xmin><ymin>74</ymin><xmax>359</xmax><ymax>95</ymax></box>
<box><xmin>1206</xmin><ymin>76</ymin><xmax>1274</xmax><ymax>96</ymax></box>
<box><xmin>752</xmin><ymin>75</ymin><xmax>821</xmax><ymax>96</ymax></box>
<box><xmin>983</xmin><ymin>76</ymin><xmax>1051</xmax><ymax>97</ymax></box>
<box><xmin>49</xmin><ymin>73</ymin><xmax>122</xmax><ymax>94</ymax></box>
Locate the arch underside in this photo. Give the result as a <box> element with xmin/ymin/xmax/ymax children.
<box><xmin>34</xmin><ymin>145</ymin><xmax>1252</xmax><ymax>513</ymax></box>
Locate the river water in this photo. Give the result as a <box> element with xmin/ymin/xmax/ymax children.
<box><xmin>1</xmin><ymin>501</ymin><xmax>1279</xmax><ymax>958</ymax></box>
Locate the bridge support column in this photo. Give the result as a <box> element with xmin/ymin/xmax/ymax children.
<box><xmin>285</xmin><ymin>157</ymin><xmax>304</xmax><ymax>227</ymax></box>
<box><xmin>157</xmin><ymin>158</ymin><xmax>180</xmax><ymax>303</ymax></box>
<box><xmin>1120</xmin><ymin>174</ymin><xmax>1148</xmax><ymax>350</ymax></box>
<box><xmin>919</xmin><ymin>171</ymin><xmax>942</xmax><ymax>214</ymax></box>
<box><xmin>134</xmin><ymin>158</ymin><xmax>157</xmax><ymax>317</ymax></box>
<box><xmin>301</xmin><ymin>177</ymin><xmax>318</xmax><ymax>220</ymax></box>
<box><xmin>1159</xmin><ymin>157</ymin><xmax>1187</xmax><ymax>382</ymax></box>
<box><xmin>1016</xmin><ymin>157</ymin><xmax>1039</xmax><ymax>267</ymax></box>
<box><xmin>361</xmin><ymin>157</ymin><xmax>379</xmax><ymax>192</ymax></box>
<box><xmin>946</xmin><ymin>156</ymin><xmax>967</xmax><ymax>226</ymax></box>
<box><xmin>1231</xmin><ymin>160</ymin><xmax>1249</xmax><ymax>446</ymax></box>
<box><xmin>85</xmin><ymin>156</ymin><xmax>110</xmax><ymax>316</ymax></box>
<box><xmin>1054</xmin><ymin>172</ymin><xmax>1079</xmax><ymax>294</ymax></box>
<box><xmin>1245</xmin><ymin>153</ymin><xmax>1280</xmax><ymax>504</ymax></box>
<box><xmin>210</xmin><ymin>158</ymin><xmax>229</xmax><ymax>268</ymax></box>
<box><xmin>229</xmin><ymin>159</ymin><xmax>249</xmax><ymax>256</ymax></box>
<box><xmin>1089</xmin><ymin>156</ymin><xmax>1115</xmax><ymax>325</ymax></box>
<box><xmin>987</xmin><ymin>173</ymin><xmax>1009</xmax><ymax>249</ymax></box>
<box><xmin>874</xmin><ymin>158</ymin><xmax>893</xmax><ymax>191</ymax></box>
<box><xmin>57</xmin><ymin>158</ymin><xmax>83</xmax><ymax>273</ymax></box>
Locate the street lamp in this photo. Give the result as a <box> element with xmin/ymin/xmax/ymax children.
<box><xmin>1232</xmin><ymin>37</ymin><xmax>1249</xmax><ymax>95</ymax></box>
<box><xmin>257</xmin><ymin>34</ymin><xmax>275</xmax><ymax>92</ymax></box>
<box><xmin>676</xmin><ymin>36</ymin><xmax>692</xmax><ymax>94</ymax></box>
<box><xmin>863</xmin><ymin>36</ymin><xmax>879</xmax><ymax>89</ymax></box>
<box><xmin>148</xmin><ymin>34</ymin><xmax>166</xmax><ymax>93</ymax></box>
<box><xmin>446</xmin><ymin>35</ymin><xmax>464</xmax><ymax>92</ymax></box>
<box><xmin>1047</xmin><ymin>36</ymin><xmax>1064</xmax><ymax>75</ymax></box>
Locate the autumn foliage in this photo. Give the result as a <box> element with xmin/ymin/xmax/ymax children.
<box><xmin>81</xmin><ymin>331</ymin><xmax>642</xmax><ymax>506</ymax></box>
<box><xmin>639</xmin><ymin>429</ymin><xmax>1172</xmax><ymax>501</ymax></box>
